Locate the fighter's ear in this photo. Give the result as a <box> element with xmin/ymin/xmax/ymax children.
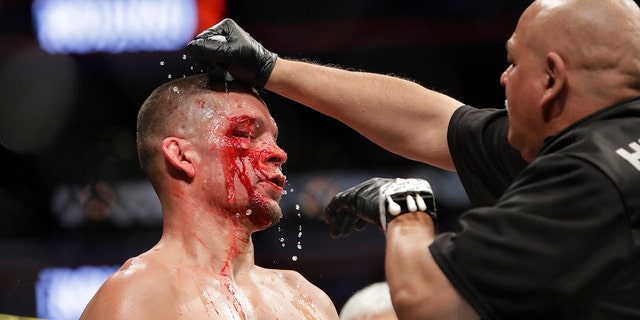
<box><xmin>540</xmin><ymin>51</ymin><xmax>567</xmax><ymax>122</ymax></box>
<box><xmin>161</xmin><ymin>137</ymin><xmax>196</xmax><ymax>178</ymax></box>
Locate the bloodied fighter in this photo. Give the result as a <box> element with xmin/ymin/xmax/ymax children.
<box><xmin>186</xmin><ymin>0</ymin><xmax>640</xmax><ymax>318</ymax></box>
<box><xmin>79</xmin><ymin>74</ymin><xmax>339</xmax><ymax>320</ymax></box>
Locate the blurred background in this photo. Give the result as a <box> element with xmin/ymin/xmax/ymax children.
<box><xmin>0</xmin><ymin>0</ymin><xmax>534</xmax><ymax>318</ymax></box>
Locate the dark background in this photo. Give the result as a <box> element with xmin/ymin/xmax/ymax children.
<box><xmin>0</xmin><ymin>0</ymin><xmax>536</xmax><ymax>317</ymax></box>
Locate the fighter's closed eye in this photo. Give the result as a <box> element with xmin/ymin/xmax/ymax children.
<box><xmin>232</xmin><ymin>127</ymin><xmax>251</xmax><ymax>138</ymax></box>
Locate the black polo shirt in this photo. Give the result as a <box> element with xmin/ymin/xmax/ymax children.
<box><xmin>431</xmin><ymin>98</ymin><xmax>640</xmax><ymax>319</ymax></box>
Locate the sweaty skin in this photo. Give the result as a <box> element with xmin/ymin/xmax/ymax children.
<box><xmin>80</xmin><ymin>78</ymin><xmax>338</xmax><ymax>320</ymax></box>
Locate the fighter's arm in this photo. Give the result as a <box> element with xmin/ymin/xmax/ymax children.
<box><xmin>266</xmin><ymin>59</ymin><xmax>462</xmax><ymax>171</ymax></box>
<box><xmin>385</xmin><ymin>213</ymin><xmax>479</xmax><ymax>320</ymax></box>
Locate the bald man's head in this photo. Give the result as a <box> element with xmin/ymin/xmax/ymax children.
<box><xmin>520</xmin><ymin>1</ymin><xmax>634</xmax><ymax>65</ymax></box>
<box><xmin>516</xmin><ymin>0</ymin><xmax>640</xmax><ymax>102</ymax></box>
<box><xmin>502</xmin><ymin>0</ymin><xmax>640</xmax><ymax>161</ymax></box>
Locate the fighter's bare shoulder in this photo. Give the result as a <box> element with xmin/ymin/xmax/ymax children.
<box><xmin>258</xmin><ymin>267</ymin><xmax>339</xmax><ymax>318</ymax></box>
<box><xmin>80</xmin><ymin>255</ymin><xmax>179</xmax><ymax>319</ymax></box>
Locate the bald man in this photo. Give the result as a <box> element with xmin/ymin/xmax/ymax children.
<box><xmin>187</xmin><ymin>0</ymin><xmax>640</xmax><ymax>318</ymax></box>
<box><xmin>79</xmin><ymin>74</ymin><xmax>339</xmax><ymax>319</ymax></box>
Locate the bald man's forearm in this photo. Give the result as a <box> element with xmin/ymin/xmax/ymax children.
<box><xmin>265</xmin><ymin>59</ymin><xmax>462</xmax><ymax>171</ymax></box>
<box><xmin>385</xmin><ymin>213</ymin><xmax>478</xmax><ymax>319</ymax></box>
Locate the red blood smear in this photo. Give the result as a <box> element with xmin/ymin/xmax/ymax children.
<box><xmin>221</xmin><ymin>115</ymin><xmax>277</xmax><ymax>227</ymax></box>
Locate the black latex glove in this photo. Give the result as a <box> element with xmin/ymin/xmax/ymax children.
<box><xmin>324</xmin><ymin>178</ymin><xmax>436</xmax><ymax>238</ymax></box>
<box><xmin>186</xmin><ymin>18</ymin><xmax>277</xmax><ymax>89</ymax></box>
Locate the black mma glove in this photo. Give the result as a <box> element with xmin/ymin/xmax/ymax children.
<box><xmin>324</xmin><ymin>178</ymin><xmax>437</xmax><ymax>238</ymax></box>
<box><xmin>186</xmin><ymin>18</ymin><xmax>277</xmax><ymax>89</ymax></box>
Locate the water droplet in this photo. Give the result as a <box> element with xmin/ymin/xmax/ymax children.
<box><xmin>190</xmin><ymin>66</ymin><xmax>194</xmax><ymax>70</ymax></box>
<box><xmin>159</xmin><ymin>61</ymin><xmax>165</xmax><ymax>66</ymax></box>
<box><xmin>182</xmin><ymin>54</ymin><xmax>187</xmax><ymax>60</ymax></box>
<box><xmin>235</xmin><ymin>213</ymin><xmax>240</xmax><ymax>217</ymax></box>
<box><xmin>295</xmin><ymin>204</ymin><xmax>300</xmax><ymax>211</ymax></box>
<box><xmin>298</xmin><ymin>232</ymin><xmax>302</xmax><ymax>238</ymax></box>
<box><xmin>297</xmin><ymin>242</ymin><xmax>302</xmax><ymax>250</ymax></box>
<box><xmin>282</xmin><ymin>189</ymin><xmax>288</xmax><ymax>195</ymax></box>
<box><xmin>290</xmin><ymin>188</ymin><xmax>295</xmax><ymax>193</ymax></box>
<box><xmin>292</xmin><ymin>256</ymin><xmax>298</xmax><ymax>261</ymax></box>
<box><xmin>281</xmin><ymin>243</ymin><xmax>286</xmax><ymax>247</ymax></box>
<box><xmin>245</xmin><ymin>209</ymin><xmax>252</xmax><ymax>216</ymax></box>
<box><xmin>224</xmin><ymin>71</ymin><xmax>234</xmax><ymax>82</ymax></box>
<box><xmin>172</xmin><ymin>86</ymin><xmax>180</xmax><ymax>94</ymax></box>
<box><xmin>167</xmin><ymin>74</ymin><xmax>172</xmax><ymax>79</ymax></box>
<box><xmin>279</xmin><ymin>237</ymin><xmax>285</xmax><ymax>242</ymax></box>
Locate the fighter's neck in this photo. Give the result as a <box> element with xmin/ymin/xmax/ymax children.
<box><xmin>159</xmin><ymin>205</ymin><xmax>258</xmax><ymax>278</ymax></box>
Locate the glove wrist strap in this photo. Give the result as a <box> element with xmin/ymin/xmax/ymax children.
<box><xmin>382</xmin><ymin>209</ymin><xmax>438</xmax><ymax>233</ymax></box>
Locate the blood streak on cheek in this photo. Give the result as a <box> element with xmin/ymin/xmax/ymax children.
<box><xmin>220</xmin><ymin>116</ymin><xmax>270</xmax><ymax>221</ymax></box>
<box><xmin>220</xmin><ymin>134</ymin><xmax>245</xmax><ymax>204</ymax></box>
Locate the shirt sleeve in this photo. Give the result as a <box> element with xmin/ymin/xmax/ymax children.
<box><xmin>430</xmin><ymin>154</ymin><xmax>629</xmax><ymax>319</ymax></box>
<box><xmin>447</xmin><ymin>106</ymin><xmax>527</xmax><ymax>207</ymax></box>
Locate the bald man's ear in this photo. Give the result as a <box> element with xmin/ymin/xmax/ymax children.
<box><xmin>161</xmin><ymin>137</ymin><xmax>196</xmax><ymax>179</ymax></box>
<box><xmin>541</xmin><ymin>52</ymin><xmax>567</xmax><ymax>122</ymax></box>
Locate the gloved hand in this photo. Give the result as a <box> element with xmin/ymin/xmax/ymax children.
<box><xmin>324</xmin><ymin>178</ymin><xmax>437</xmax><ymax>238</ymax></box>
<box><xmin>186</xmin><ymin>18</ymin><xmax>277</xmax><ymax>89</ymax></box>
